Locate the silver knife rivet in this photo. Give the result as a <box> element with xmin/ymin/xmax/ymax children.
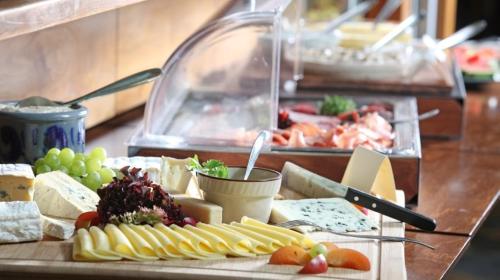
<box><xmin>372</xmin><ymin>203</ymin><xmax>377</xmax><ymax>208</ymax></box>
<box><xmin>354</xmin><ymin>196</ymin><xmax>359</xmax><ymax>201</ymax></box>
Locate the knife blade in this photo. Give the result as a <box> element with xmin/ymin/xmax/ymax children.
<box><xmin>281</xmin><ymin>162</ymin><xmax>436</xmax><ymax>231</ymax></box>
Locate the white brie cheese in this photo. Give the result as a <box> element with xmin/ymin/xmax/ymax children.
<box><xmin>0</xmin><ymin>201</ymin><xmax>42</xmax><ymax>243</ymax></box>
<box><xmin>41</xmin><ymin>215</ymin><xmax>75</xmax><ymax>240</ymax></box>
<box><xmin>34</xmin><ymin>171</ymin><xmax>100</xmax><ymax>219</ymax></box>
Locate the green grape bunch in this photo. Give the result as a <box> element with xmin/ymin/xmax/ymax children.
<box><xmin>33</xmin><ymin>147</ymin><xmax>115</xmax><ymax>192</ymax></box>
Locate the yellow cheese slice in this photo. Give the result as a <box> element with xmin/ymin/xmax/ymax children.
<box><xmin>142</xmin><ymin>225</ymin><xmax>185</xmax><ymax>259</ymax></box>
<box><xmin>72</xmin><ymin>235</ymin><xmax>85</xmax><ymax>261</ymax></box>
<box><xmin>170</xmin><ymin>224</ymin><xmax>225</xmax><ymax>259</ymax></box>
<box><xmin>240</xmin><ymin>217</ymin><xmax>314</xmax><ymax>248</ymax></box>
<box><xmin>183</xmin><ymin>224</ymin><xmax>231</xmax><ymax>255</ymax></box>
<box><xmin>119</xmin><ymin>224</ymin><xmax>159</xmax><ymax>259</ymax></box>
<box><xmin>154</xmin><ymin>223</ymin><xmax>211</xmax><ymax>259</ymax></box>
<box><xmin>74</xmin><ymin>228</ymin><xmax>121</xmax><ymax>261</ymax></box>
<box><xmin>216</xmin><ymin>224</ymin><xmax>269</xmax><ymax>255</ymax></box>
<box><xmin>225</xmin><ymin>223</ymin><xmax>283</xmax><ymax>252</ymax></box>
<box><xmin>196</xmin><ymin>223</ymin><xmax>255</xmax><ymax>257</ymax></box>
<box><xmin>129</xmin><ymin>224</ymin><xmax>181</xmax><ymax>259</ymax></box>
<box><xmin>104</xmin><ymin>224</ymin><xmax>156</xmax><ymax>261</ymax></box>
<box><xmin>341</xmin><ymin>147</ymin><xmax>397</xmax><ymax>202</ymax></box>
<box><xmin>88</xmin><ymin>226</ymin><xmax>121</xmax><ymax>259</ymax></box>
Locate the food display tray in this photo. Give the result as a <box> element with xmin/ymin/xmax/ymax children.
<box><xmin>296</xmin><ymin>57</ymin><xmax>466</xmax><ymax>139</ymax></box>
<box><xmin>128</xmin><ymin>96</ymin><xmax>421</xmax><ymax>203</ymax></box>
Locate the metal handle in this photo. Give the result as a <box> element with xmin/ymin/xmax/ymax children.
<box><xmin>244</xmin><ymin>131</ymin><xmax>271</xmax><ymax>180</ymax></box>
<box><xmin>322</xmin><ymin>0</ymin><xmax>377</xmax><ymax>33</ymax></box>
<box><xmin>368</xmin><ymin>14</ymin><xmax>418</xmax><ymax>53</ymax></box>
<box><xmin>373</xmin><ymin>0</ymin><xmax>402</xmax><ymax>29</ymax></box>
<box><xmin>326</xmin><ymin>231</ymin><xmax>435</xmax><ymax>249</ymax></box>
<box><xmin>390</xmin><ymin>109</ymin><xmax>440</xmax><ymax>124</ymax></box>
<box><xmin>63</xmin><ymin>68</ymin><xmax>162</xmax><ymax>106</ymax></box>
<box><xmin>436</xmin><ymin>20</ymin><xmax>487</xmax><ymax>50</ymax></box>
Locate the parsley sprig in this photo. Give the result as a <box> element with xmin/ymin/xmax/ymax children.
<box><xmin>187</xmin><ymin>155</ymin><xmax>229</xmax><ymax>179</ymax></box>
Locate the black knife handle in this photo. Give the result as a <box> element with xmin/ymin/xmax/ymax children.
<box><xmin>345</xmin><ymin>188</ymin><xmax>437</xmax><ymax>231</ymax></box>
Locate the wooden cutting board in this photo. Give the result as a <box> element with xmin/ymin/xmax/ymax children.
<box><xmin>0</xmin><ymin>192</ymin><xmax>406</xmax><ymax>280</ymax></box>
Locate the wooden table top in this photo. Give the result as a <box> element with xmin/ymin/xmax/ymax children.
<box><xmin>82</xmin><ymin>84</ymin><xmax>500</xmax><ymax>279</ymax></box>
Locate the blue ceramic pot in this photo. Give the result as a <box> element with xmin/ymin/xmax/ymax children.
<box><xmin>0</xmin><ymin>102</ymin><xmax>87</xmax><ymax>164</ymax></box>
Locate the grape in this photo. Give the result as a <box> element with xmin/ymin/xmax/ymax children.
<box><xmin>59</xmin><ymin>165</ymin><xmax>69</xmax><ymax>174</ymax></box>
<box><xmin>89</xmin><ymin>147</ymin><xmax>107</xmax><ymax>162</ymax></box>
<box><xmin>309</xmin><ymin>244</ymin><xmax>328</xmax><ymax>258</ymax></box>
<box><xmin>44</xmin><ymin>153</ymin><xmax>60</xmax><ymax>170</ymax></box>
<box><xmin>70</xmin><ymin>160</ymin><xmax>86</xmax><ymax>177</ymax></box>
<box><xmin>34</xmin><ymin>158</ymin><xmax>46</xmax><ymax>169</ymax></box>
<box><xmin>98</xmin><ymin>168</ymin><xmax>115</xmax><ymax>184</ymax></box>
<box><xmin>59</xmin><ymin>148</ymin><xmax>75</xmax><ymax>167</ymax></box>
<box><xmin>74</xmin><ymin>153</ymin><xmax>86</xmax><ymax>162</ymax></box>
<box><xmin>72</xmin><ymin>176</ymin><xmax>82</xmax><ymax>183</ymax></box>
<box><xmin>85</xmin><ymin>158</ymin><xmax>102</xmax><ymax>173</ymax></box>
<box><xmin>47</xmin><ymin>147</ymin><xmax>60</xmax><ymax>156</ymax></box>
<box><xmin>85</xmin><ymin>171</ymin><xmax>102</xmax><ymax>191</ymax></box>
<box><xmin>36</xmin><ymin>165</ymin><xmax>51</xmax><ymax>174</ymax></box>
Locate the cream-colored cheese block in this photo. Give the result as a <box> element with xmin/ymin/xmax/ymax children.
<box><xmin>34</xmin><ymin>171</ymin><xmax>100</xmax><ymax>219</ymax></box>
<box><xmin>0</xmin><ymin>201</ymin><xmax>42</xmax><ymax>244</ymax></box>
<box><xmin>175</xmin><ymin>197</ymin><xmax>222</xmax><ymax>224</ymax></box>
<box><xmin>41</xmin><ymin>215</ymin><xmax>75</xmax><ymax>240</ymax></box>
<box><xmin>196</xmin><ymin>223</ymin><xmax>255</xmax><ymax>257</ymax></box>
<box><xmin>341</xmin><ymin>147</ymin><xmax>397</xmax><ymax>202</ymax></box>
<box><xmin>0</xmin><ymin>164</ymin><xmax>35</xmax><ymax>201</ymax></box>
<box><xmin>160</xmin><ymin>157</ymin><xmax>192</xmax><ymax>193</ymax></box>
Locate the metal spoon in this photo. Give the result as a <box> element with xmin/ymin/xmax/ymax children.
<box><xmin>17</xmin><ymin>68</ymin><xmax>162</xmax><ymax>107</ymax></box>
<box><xmin>243</xmin><ymin>131</ymin><xmax>272</xmax><ymax>180</ymax></box>
<box><xmin>390</xmin><ymin>109</ymin><xmax>440</xmax><ymax>124</ymax></box>
<box><xmin>367</xmin><ymin>14</ymin><xmax>419</xmax><ymax>53</ymax></box>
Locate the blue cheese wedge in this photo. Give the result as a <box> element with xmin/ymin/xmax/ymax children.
<box><xmin>34</xmin><ymin>171</ymin><xmax>100</xmax><ymax>219</ymax></box>
<box><xmin>41</xmin><ymin>215</ymin><xmax>75</xmax><ymax>240</ymax></box>
<box><xmin>0</xmin><ymin>164</ymin><xmax>35</xmax><ymax>201</ymax></box>
<box><xmin>270</xmin><ymin>198</ymin><xmax>377</xmax><ymax>233</ymax></box>
<box><xmin>0</xmin><ymin>201</ymin><xmax>43</xmax><ymax>243</ymax></box>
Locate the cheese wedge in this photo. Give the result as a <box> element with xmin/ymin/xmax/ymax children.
<box><xmin>34</xmin><ymin>171</ymin><xmax>100</xmax><ymax>219</ymax></box>
<box><xmin>0</xmin><ymin>164</ymin><xmax>35</xmax><ymax>201</ymax></box>
<box><xmin>0</xmin><ymin>201</ymin><xmax>42</xmax><ymax>243</ymax></box>
<box><xmin>196</xmin><ymin>223</ymin><xmax>255</xmax><ymax>257</ymax></box>
<box><xmin>160</xmin><ymin>157</ymin><xmax>192</xmax><ymax>193</ymax></box>
<box><xmin>41</xmin><ymin>215</ymin><xmax>75</xmax><ymax>240</ymax></box>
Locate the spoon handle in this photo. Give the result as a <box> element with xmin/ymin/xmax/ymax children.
<box><xmin>63</xmin><ymin>68</ymin><xmax>162</xmax><ymax>106</ymax></box>
<box><xmin>390</xmin><ymin>109</ymin><xmax>440</xmax><ymax>124</ymax></box>
<box><xmin>244</xmin><ymin>131</ymin><xmax>271</xmax><ymax>180</ymax></box>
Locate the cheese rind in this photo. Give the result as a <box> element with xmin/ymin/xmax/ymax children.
<box><xmin>41</xmin><ymin>215</ymin><xmax>75</xmax><ymax>240</ymax></box>
<box><xmin>271</xmin><ymin>198</ymin><xmax>378</xmax><ymax>233</ymax></box>
<box><xmin>175</xmin><ymin>197</ymin><xmax>222</xmax><ymax>224</ymax></box>
<box><xmin>34</xmin><ymin>171</ymin><xmax>100</xmax><ymax>219</ymax></box>
<box><xmin>0</xmin><ymin>164</ymin><xmax>35</xmax><ymax>201</ymax></box>
<box><xmin>0</xmin><ymin>201</ymin><xmax>42</xmax><ymax>243</ymax></box>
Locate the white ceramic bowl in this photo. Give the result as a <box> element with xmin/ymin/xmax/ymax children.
<box><xmin>197</xmin><ymin>167</ymin><xmax>281</xmax><ymax>223</ymax></box>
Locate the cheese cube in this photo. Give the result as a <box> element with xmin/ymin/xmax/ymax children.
<box><xmin>0</xmin><ymin>201</ymin><xmax>42</xmax><ymax>243</ymax></box>
<box><xmin>0</xmin><ymin>164</ymin><xmax>35</xmax><ymax>201</ymax></box>
<box><xmin>34</xmin><ymin>171</ymin><xmax>100</xmax><ymax>219</ymax></box>
<box><xmin>175</xmin><ymin>197</ymin><xmax>222</xmax><ymax>224</ymax></box>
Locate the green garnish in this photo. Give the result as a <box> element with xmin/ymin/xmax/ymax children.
<box><xmin>320</xmin><ymin>95</ymin><xmax>357</xmax><ymax>116</ymax></box>
<box><xmin>187</xmin><ymin>155</ymin><xmax>229</xmax><ymax>178</ymax></box>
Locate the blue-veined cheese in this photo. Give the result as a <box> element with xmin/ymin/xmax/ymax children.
<box><xmin>0</xmin><ymin>164</ymin><xmax>35</xmax><ymax>201</ymax></box>
<box><xmin>270</xmin><ymin>198</ymin><xmax>378</xmax><ymax>233</ymax></box>
<box><xmin>33</xmin><ymin>171</ymin><xmax>100</xmax><ymax>219</ymax></box>
<box><xmin>0</xmin><ymin>201</ymin><xmax>42</xmax><ymax>243</ymax></box>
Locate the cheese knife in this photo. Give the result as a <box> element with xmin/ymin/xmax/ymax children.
<box><xmin>281</xmin><ymin>162</ymin><xmax>437</xmax><ymax>231</ymax></box>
